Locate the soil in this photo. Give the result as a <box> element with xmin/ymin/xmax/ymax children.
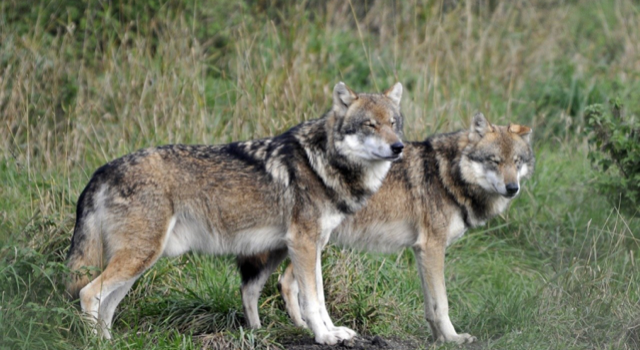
<box><xmin>279</xmin><ymin>334</ymin><xmax>487</xmax><ymax>350</ymax></box>
<box><xmin>280</xmin><ymin>335</ymin><xmax>419</xmax><ymax>350</ymax></box>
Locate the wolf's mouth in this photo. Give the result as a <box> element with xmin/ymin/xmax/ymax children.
<box><xmin>373</xmin><ymin>152</ymin><xmax>402</xmax><ymax>160</ymax></box>
<box><xmin>496</xmin><ymin>186</ymin><xmax>517</xmax><ymax>198</ymax></box>
<box><xmin>492</xmin><ymin>184</ymin><xmax>510</xmax><ymax>198</ymax></box>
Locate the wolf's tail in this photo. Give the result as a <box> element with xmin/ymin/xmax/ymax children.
<box><xmin>66</xmin><ymin>185</ymin><xmax>104</xmax><ymax>300</ymax></box>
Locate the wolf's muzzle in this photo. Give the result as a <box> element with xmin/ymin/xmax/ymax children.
<box><xmin>505</xmin><ymin>183</ymin><xmax>519</xmax><ymax>197</ymax></box>
<box><xmin>391</xmin><ymin>142</ymin><xmax>404</xmax><ymax>155</ymax></box>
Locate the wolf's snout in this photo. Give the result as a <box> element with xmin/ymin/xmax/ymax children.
<box><xmin>390</xmin><ymin>142</ymin><xmax>404</xmax><ymax>155</ymax></box>
<box><xmin>505</xmin><ymin>183</ymin><xmax>519</xmax><ymax>196</ymax></box>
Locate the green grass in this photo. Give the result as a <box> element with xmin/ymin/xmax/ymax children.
<box><xmin>1</xmin><ymin>0</ymin><xmax>640</xmax><ymax>349</ymax></box>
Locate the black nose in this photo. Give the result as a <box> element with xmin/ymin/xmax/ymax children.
<box><xmin>390</xmin><ymin>142</ymin><xmax>404</xmax><ymax>155</ymax></box>
<box><xmin>505</xmin><ymin>183</ymin><xmax>519</xmax><ymax>196</ymax></box>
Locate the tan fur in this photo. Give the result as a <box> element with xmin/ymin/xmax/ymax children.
<box><xmin>66</xmin><ymin>82</ymin><xmax>405</xmax><ymax>345</ymax></box>
<box><xmin>238</xmin><ymin>113</ymin><xmax>535</xmax><ymax>344</ymax></box>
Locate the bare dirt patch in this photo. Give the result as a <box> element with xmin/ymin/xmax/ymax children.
<box><xmin>279</xmin><ymin>334</ymin><xmax>489</xmax><ymax>350</ymax></box>
<box><xmin>280</xmin><ymin>335</ymin><xmax>419</xmax><ymax>350</ymax></box>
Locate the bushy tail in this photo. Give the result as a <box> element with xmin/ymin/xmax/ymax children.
<box><xmin>66</xmin><ymin>188</ymin><xmax>104</xmax><ymax>299</ymax></box>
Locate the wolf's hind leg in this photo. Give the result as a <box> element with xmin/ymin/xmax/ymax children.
<box><xmin>238</xmin><ymin>247</ymin><xmax>288</xmax><ymax>329</ymax></box>
<box><xmin>97</xmin><ymin>278</ymin><xmax>137</xmax><ymax>338</ymax></box>
<box><xmin>80</xmin><ymin>214</ymin><xmax>171</xmax><ymax>338</ymax></box>
<box><xmin>79</xmin><ymin>273</ymin><xmax>123</xmax><ymax>338</ymax></box>
<box><xmin>79</xmin><ymin>248</ymin><xmax>160</xmax><ymax>338</ymax></box>
<box><xmin>278</xmin><ymin>263</ymin><xmax>307</xmax><ymax>328</ymax></box>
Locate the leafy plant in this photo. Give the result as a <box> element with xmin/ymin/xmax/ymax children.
<box><xmin>585</xmin><ymin>99</ymin><xmax>640</xmax><ymax>212</ymax></box>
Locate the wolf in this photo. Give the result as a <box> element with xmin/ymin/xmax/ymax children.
<box><xmin>237</xmin><ymin>113</ymin><xmax>534</xmax><ymax>344</ymax></box>
<box><xmin>65</xmin><ymin>82</ymin><xmax>405</xmax><ymax>345</ymax></box>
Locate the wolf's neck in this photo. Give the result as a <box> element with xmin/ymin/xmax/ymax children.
<box><xmin>299</xmin><ymin>114</ymin><xmax>389</xmax><ymax>215</ymax></box>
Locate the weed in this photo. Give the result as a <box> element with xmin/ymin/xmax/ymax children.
<box><xmin>585</xmin><ymin>99</ymin><xmax>640</xmax><ymax>214</ymax></box>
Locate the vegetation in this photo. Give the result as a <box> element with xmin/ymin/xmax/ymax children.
<box><xmin>1</xmin><ymin>0</ymin><xmax>639</xmax><ymax>349</ymax></box>
<box><xmin>585</xmin><ymin>99</ymin><xmax>640</xmax><ymax>212</ymax></box>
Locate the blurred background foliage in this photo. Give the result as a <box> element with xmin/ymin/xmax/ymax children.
<box><xmin>1</xmin><ymin>1</ymin><xmax>639</xmax><ymax>349</ymax></box>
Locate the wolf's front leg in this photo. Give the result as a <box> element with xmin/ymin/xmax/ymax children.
<box><xmin>413</xmin><ymin>240</ymin><xmax>476</xmax><ymax>344</ymax></box>
<box><xmin>288</xmin><ymin>226</ymin><xmax>355</xmax><ymax>345</ymax></box>
<box><xmin>315</xmin><ymin>251</ymin><xmax>357</xmax><ymax>339</ymax></box>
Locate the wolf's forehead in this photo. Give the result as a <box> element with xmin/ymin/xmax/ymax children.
<box><xmin>477</xmin><ymin>130</ymin><xmax>529</xmax><ymax>157</ymax></box>
<box><xmin>349</xmin><ymin>95</ymin><xmax>398</xmax><ymax>120</ymax></box>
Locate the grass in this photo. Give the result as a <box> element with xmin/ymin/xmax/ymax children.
<box><xmin>1</xmin><ymin>0</ymin><xmax>640</xmax><ymax>349</ymax></box>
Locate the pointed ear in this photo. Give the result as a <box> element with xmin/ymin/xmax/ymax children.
<box><xmin>383</xmin><ymin>82</ymin><xmax>403</xmax><ymax>105</ymax></box>
<box><xmin>508</xmin><ymin>123</ymin><xmax>532</xmax><ymax>143</ymax></box>
<box><xmin>333</xmin><ymin>82</ymin><xmax>357</xmax><ymax>115</ymax></box>
<box><xmin>469</xmin><ymin>112</ymin><xmax>492</xmax><ymax>141</ymax></box>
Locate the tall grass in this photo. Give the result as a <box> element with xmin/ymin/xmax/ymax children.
<box><xmin>1</xmin><ymin>0</ymin><xmax>639</xmax><ymax>349</ymax></box>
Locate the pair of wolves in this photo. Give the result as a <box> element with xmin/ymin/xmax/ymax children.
<box><xmin>238</xmin><ymin>111</ymin><xmax>534</xmax><ymax>344</ymax></box>
<box><xmin>66</xmin><ymin>82</ymin><xmax>534</xmax><ymax>345</ymax></box>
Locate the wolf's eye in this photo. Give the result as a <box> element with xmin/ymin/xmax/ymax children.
<box><xmin>488</xmin><ymin>158</ymin><xmax>501</xmax><ymax>166</ymax></box>
<box><xmin>390</xmin><ymin>119</ymin><xmax>396</xmax><ymax>126</ymax></box>
<box><xmin>364</xmin><ymin>121</ymin><xmax>376</xmax><ymax>128</ymax></box>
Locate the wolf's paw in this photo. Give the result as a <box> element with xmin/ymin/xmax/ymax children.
<box><xmin>331</xmin><ymin>326</ymin><xmax>357</xmax><ymax>339</ymax></box>
<box><xmin>449</xmin><ymin>333</ymin><xmax>477</xmax><ymax>344</ymax></box>
<box><xmin>100</xmin><ymin>327</ymin><xmax>113</xmax><ymax>340</ymax></box>
<box><xmin>293</xmin><ymin>319</ymin><xmax>309</xmax><ymax>329</ymax></box>
<box><xmin>314</xmin><ymin>327</ymin><xmax>356</xmax><ymax>345</ymax></box>
<box><xmin>315</xmin><ymin>332</ymin><xmax>340</xmax><ymax>345</ymax></box>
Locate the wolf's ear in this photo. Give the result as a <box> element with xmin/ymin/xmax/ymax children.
<box><xmin>469</xmin><ymin>112</ymin><xmax>492</xmax><ymax>141</ymax></box>
<box><xmin>333</xmin><ymin>82</ymin><xmax>358</xmax><ymax>115</ymax></box>
<box><xmin>508</xmin><ymin>123</ymin><xmax>532</xmax><ymax>143</ymax></box>
<box><xmin>384</xmin><ymin>82</ymin><xmax>403</xmax><ymax>106</ymax></box>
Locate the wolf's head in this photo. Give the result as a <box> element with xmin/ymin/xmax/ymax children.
<box><xmin>460</xmin><ymin>113</ymin><xmax>534</xmax><ymax>198</ymax></box>
<box><xmin>331</xmin><ymin>82</ymin><xmax>405</xmax><ymax>162</ymax></box>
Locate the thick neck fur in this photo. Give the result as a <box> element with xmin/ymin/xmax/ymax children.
<box><xmin>295</xmin><ymin>111</ymin><xmax>388</xmax><ymax>215</ymax></box>
<box><xmin>427</xmin><ymin>131</ymin><xmax>511</xmax><ymax>227</ymax></box>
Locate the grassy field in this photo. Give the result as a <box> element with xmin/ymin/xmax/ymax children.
<box><xmin>1</xmin><ymin>0</ymin><xmax>639</xmax><ymax>349</ymax></box>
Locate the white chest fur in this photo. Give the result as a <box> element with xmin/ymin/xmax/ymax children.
<box><xmin>320</xmin><ymin>212</ymin><xmax>345</xmax><ymax>246</ymax></box>
<box><xmin>364</xmin><ymin>160</ymin><xmax>392</xmax><ymax>192</ymax></box>
<box><xmin>446</xmin><ymin>211</ymin><xmax>467</xmax><ymax>247</ymax></box>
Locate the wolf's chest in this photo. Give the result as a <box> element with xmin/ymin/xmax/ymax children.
<box><xmin>332</xmin><ymin>220</ymin><xmax>417</xmax><ymax>253</ymax></box>
<box><xmin>446</xmin><ymin>212</ymin><xmax>468</xmax><ymax>247</ymax></box>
